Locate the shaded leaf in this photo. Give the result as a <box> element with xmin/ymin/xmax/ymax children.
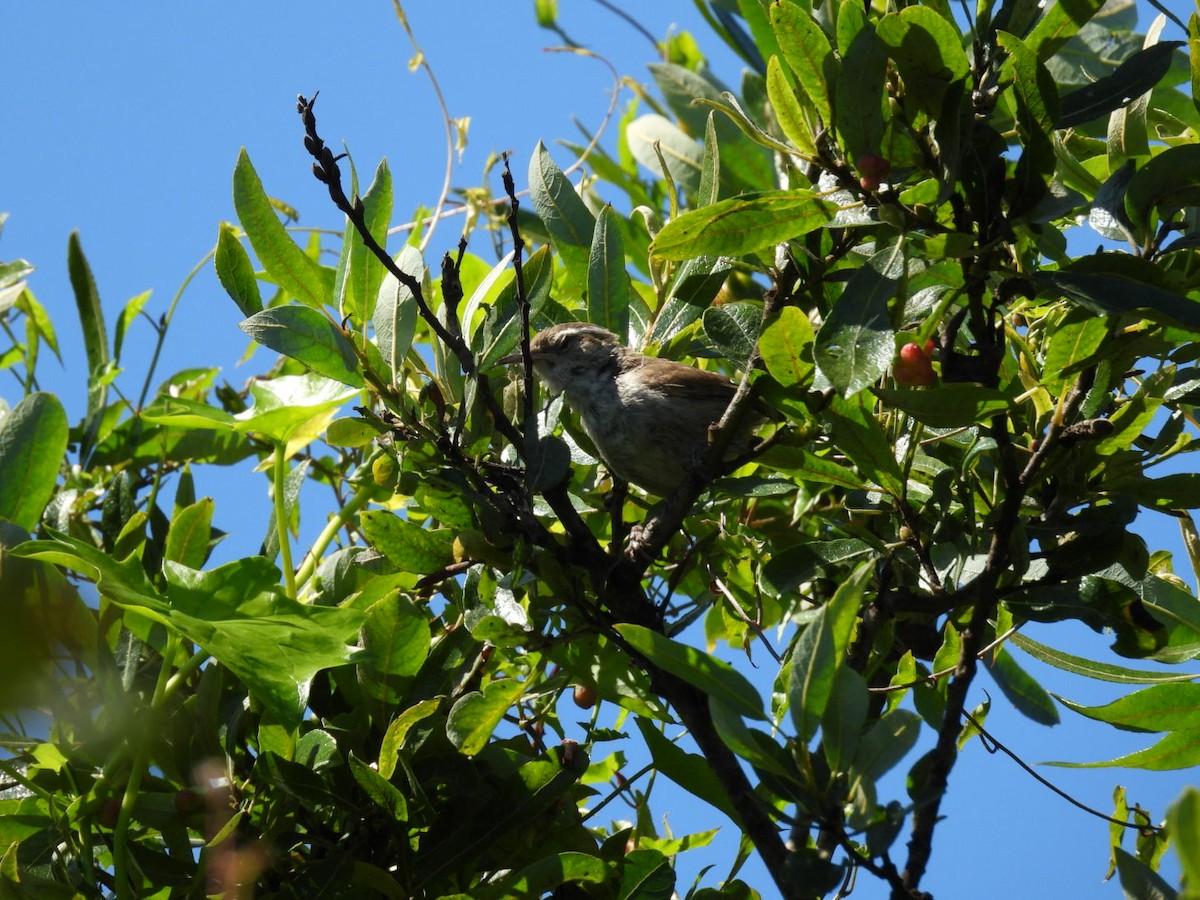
<box><xmin>988</xmin><ymin>647</ymin><xmax>1060</xmax><ymax>726</ymax></box>
<box><xmin>873</xmin><ymin>385</ymin><xmax>1015</xmax><ymax>427</ymax></box>
<box><xmin>0</xmin><ymin>393</ymin><xmax>68</xmax><ymax>531</ymax></box>
<box><xmin>164</xmin><ymin>498</ymin><xmax>214</xmax><ymax>569</ymax></box>
<box><xmin>788</xmin><ymin>563</ymin><xmax>869</xmax><ymax>741</ymax></box>
<box><xmin>1058</xmin><ymin>41</ymin><xmax>1185</xmax><ymax>127</ymax></box>
<box><xmin>615</xmin><ymin>624</ymin><xmax>765</xmax><ymax>720</ymax></box>
<box><xmin>1010</xmin><ymin>632</ymin><xmax>1198</xmax><ymax>685</ymax></box>
<box><xmin>814</xmin><ymin>247</ymin><xmax>898</xmax><ymax>396</ymax></box>
<box><xmin>635</xmin><ymin>718</ymin><xmax>739</xmax><ymax>822</ymax></box>
<box><xmin>587</xmin><ymin>205</ymin><xmax>629</xmax><ymax>337</ymax></box>
<box><xmin>703</xmin><ymin>301</ymin><xmax>761</xmax><ymax>369</ymax></box>
<box><xmin>215</xmin><ymin>223</ymin><xmax>262</xmax><ymax>316</ymax></box>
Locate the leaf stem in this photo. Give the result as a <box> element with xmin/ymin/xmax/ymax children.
<box><xmin>294</xmin><ymin>473</ymin><xmax>376</xmax><ymax>591</ymax></box>
<box><xmin>273</xmin><ymin>442</ymin><xmax>297</xmax><ymax>599</ymax></box>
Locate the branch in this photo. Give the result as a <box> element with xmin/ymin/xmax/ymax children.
<box><xmin>295</xmin><ymin>93</ymin><xmax>522</xmax><ymax>450</ymax></box>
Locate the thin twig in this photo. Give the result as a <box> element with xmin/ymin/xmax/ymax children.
<box><xmin>963</xmin><ymin>710</ymin><xmax>1164</xmax><ymax>837</ymax></box>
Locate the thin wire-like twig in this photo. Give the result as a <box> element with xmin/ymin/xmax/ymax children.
<box><xmin>963</xmin><ymin>709</ymin><xmax>1164</xmax><ymax>837</ymax></box>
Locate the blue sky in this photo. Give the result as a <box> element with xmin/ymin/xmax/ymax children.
<box><xmin>2</xmin><ymin>3</ymin><xmax>1194</xmax><ymax>898</ymax></box>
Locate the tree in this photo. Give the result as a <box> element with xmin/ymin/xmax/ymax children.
<box><xmin>2</xmin><ymin>1</ymin><xmax>1199</xmax><ymax>898</ymax></box>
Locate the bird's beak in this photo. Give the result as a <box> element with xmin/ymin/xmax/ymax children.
<box><xmin>495</xmin><ymin>349</ymin><xmax>524</xmax><ymax>367</ymax></box>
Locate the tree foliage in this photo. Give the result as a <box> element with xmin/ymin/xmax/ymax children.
<box><xmin>3</xmin><ymin>1</ymin><xmax>1200</xmax><ymax>898</ymax></box>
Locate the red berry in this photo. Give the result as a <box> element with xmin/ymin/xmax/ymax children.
<box><xmin>894</xmin><ymin>342</ymin><xmax>936</xmax><ymax>387</ymax></box>
<box><xmin>857</xmin><ymin>154</ymin><xmax>892</xmax><ymax>178</ymax></box>
<box><xmin>98</xmin><ymin>798</ymin><xmax>122</xmax><ymax>829</ymax></box>
<box><xmin>174</xmin><ymin>789</ymin><xmax>204</xmax><ymax>815</ymax></box>
<box><xmin>573</xmin><ymin>684</ymin><xmax>597</xmax><ymax>709</ymax></box>
<box><xmin>859</xmin><ymin>174</ymin><xmax>881</xmax><ymax>192</ymax></box>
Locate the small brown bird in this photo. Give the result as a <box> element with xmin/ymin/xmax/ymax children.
<box><xmin>500</xmin><ymin>322</ymin><xmax>763</xmax><ymax>495</ymax></box>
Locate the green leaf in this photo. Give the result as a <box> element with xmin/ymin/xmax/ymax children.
<box><xmin>697</xmin><ymin>113</ymin><xmax>720</xmax><ymax>207</ymax></box>
<box><xmin>374</xmin><ymin>245</ymin><xmax>424</xmax><ymax>381</ymax></box>
<box><xmin>873</xmin><ymin>385</ymin><xmax>1015</xmax><ymax>427</ymax></box>
<box><xmin>758</xmin><ymin>306</ymin><xmax>815</xmax><ymax>387</ymax></box>
<box><xmin>1058</xmin><ymin>41</ymin><xmax>1184</xmax><ymax>128</ymax></box>
<box><xmin>1034</xmin><ymin>268</ymin><xmax>1200</xmax><ymax>332</ymax></box>
<box><xmin>527</xmin><ymin>141</ymin><xmax>595</xmax><ymax>290</ymax></box>
<box><xmin>823</xmin><ymin>668</ymin><xmax>869</xmax><ymax>774</ymax></box>
<box><xmin>814</xmin><ymin>246</ymin><xmax>898</xmax><ymax>396</ymax></box>
<box><xmin>1057</xmin><ymin>683</ymin><xmax>1200</xmax><ymax>734</ymax></box>
<box><xmin>650</xmin><ymin>190</ymin><xmax>836</xmax><ymax>261</ymax></box>
<box><xmin>0</xmin><ymin>393</ymin><xmax>68</xmax><ymax>531</ymax></box>
<box><xmin>834</xmin><ymin>21</ymin><xmax>887</xmax><ymax>163</ymax></box>
<box><xmin>418</xmin><ymin>747</ymin><xmax>589</xmax><ymax>886</ymax></box>
<box><xmin>240</xmin><ymin>306</ymin><xmax>363</xmax><ymax>387</ymax></box>
<box><xmin>649</xmin><ymin>255</ymin><xmax>735</xmax><ymax>343</ymax></box>
<box><xmin>877</xmin><ymin>7</ymin><xmax>970</xmax><ymax>113</ymax></box>
<box><xmin>14</xmin><ymin>535</ymin><xmax>366</xmax><ymax>729</ymax></box>
<box><xmin>379</xmin><ymin>697</ymin><xmax>442</xmax><ymax>778</ymax></box>
<box><xmin>1043</xmin><ymin>313</ymin><xmax>1109</xmax><ymax>390</ymax></box>
<box><xmin>766</xmin><ymin>55</ymin><xmax>818</xmax><ymax>156</ymax></box>
<box><xmin>361</xmin><ymin>592</ymin><xmax>430</xmax><ymax>679</ymax></box>
<box><xmin>635</xmin><ymin>718</ymin><xmax>739</xmax><ymax>822</ymax></box>
<box><xmin>1168</xmin><ymin>787</ymin><xmax>1200</xmax><ymax>890</ymax></box>
<box><xmin>626</xmin><ymin>114</ymin><xmax>705</xmax><ymax>201</ymax></box>
<box><xmin>215</xmin><ymin>223</ymin><xmax>262</xmax><ymax>316</ymax></box>
<box><xmin>587</xmin><ymin>205</ymin><xmax>629</xmax><ymax>337</ymax></box>
<box><xmin>446</xmin><ymin>678</ymin><xmax>526</xmax><ymax>755</ymax></box>
<box><xmin>1024</xmin><ymin>0</ymin><xmax>1105</xmax><ymax>60</ymax></box>
<box><xmin>614</xmin><ymin>623</ymin><xmax>766</xmax><ymax>720</ymax></box>
<box><xmin>647</xmin><ymin>63</ymin><xmax>773</xmax><ymax>193</ymax></box>
<box><xmin>325</xmin><ymin>416</ymin><xmax>387</xmax><ymax>448</ymax></box>
<box><xmin>788</xmin><ymin>563</ymin><xmax>869</xmax><ymax>741</ymax></box>
<box><xmin>482</xmin><ymin>852</ymin><xmax>608</xmax><ymax>899</ymax></box>
<box><xmin>703</xmin><ymin>301</ymin><xmax>761</xmax><ymax>369</ymax></box>
<box><xmin>1126</xmin><ymin>144</ymin><xmax>1200</xmax><ymax>233</ymax></box>
<box><xmin>164</xmin><ymin>498</ymin><xmax>214</xmax><ymax>569</ymax></box>
<box><xmin>233</xmin><ymin>373</ymin><xmax>356</xmax><ymax>448</ymax></box>
<box><xmin>113</xmin><ymin>289</ymin><xmax>151</xmax><ymax>366</ymax></box>
<box><xmin>1009</xmin><ymin>632</ymin><xmax>1197</xmax><ymax>685</ymax></box>
<box><xmin>850</xmin><ymin>708</ymin><xmax>921</xmax><ymax>787</ymax></box>
<box><xmin>67</xmin><ymin>231</ymin><xmax>109</xmax><ymax>424</ymax></box>
<box><xmin>771</xmin><ymin>2</ymin><xmax>834</xmax><ymax>127</ymax></box>
<box><xmin>988</xmin><ymin>647</ymin><xmax>1060</xmax><ymax>726</ymax></box>
<box><xmin>1112</xmin><ymin>847</ymin><xmax>1178</xmax><ymax>900</ymax></box>
<box><xmin>349</xmin><ymin>753</ymin><xmax>408</xmax><ymax>820</ymax></box>
<box><xmin>825</xmin><ymin>393</ymin><xmax>905</xmax><ymax>497</ymax></box>
<box><xmin>233</xmin><ymin>148</ymin><xmax>331</xmax><ymax>309</ymax></box>
<box><xmin>360</xmin><ymin>510</ymin><xmax>453</xmax><ymax>576</ymax></box>
<box><xmin>1046</xmin><ymin>729</ymin><xmax>1200</xmax><ymax>770</ymax></box>
<box><xmin>336</xmin><ymin>158</ymin><xmax>393</xmax><ymax>325</ymax></box>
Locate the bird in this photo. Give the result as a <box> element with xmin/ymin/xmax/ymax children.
<box><xmin>499</xmin><ymin>322</ymin><xmax>764</xmax><ymax>496</ymax></box>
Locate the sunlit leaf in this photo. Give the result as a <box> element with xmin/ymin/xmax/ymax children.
<box><xmin>233</xmin><ymin>148</ymin><xmax>332</xmax><ymax>308</ymax></box>
<box><xmin>446</xmin><ymin>678</ymin><xmax>526</xmax><ymax>755</ymax></box>
<box><xmin>651</xmin><ymin>190</ymin><xmax>836</xmax><ymax>261</ymax></box>
<box><xmin>240</xmin><ymin>306</ymin><xmax>364</xmax><ymax>387</ymax></box>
